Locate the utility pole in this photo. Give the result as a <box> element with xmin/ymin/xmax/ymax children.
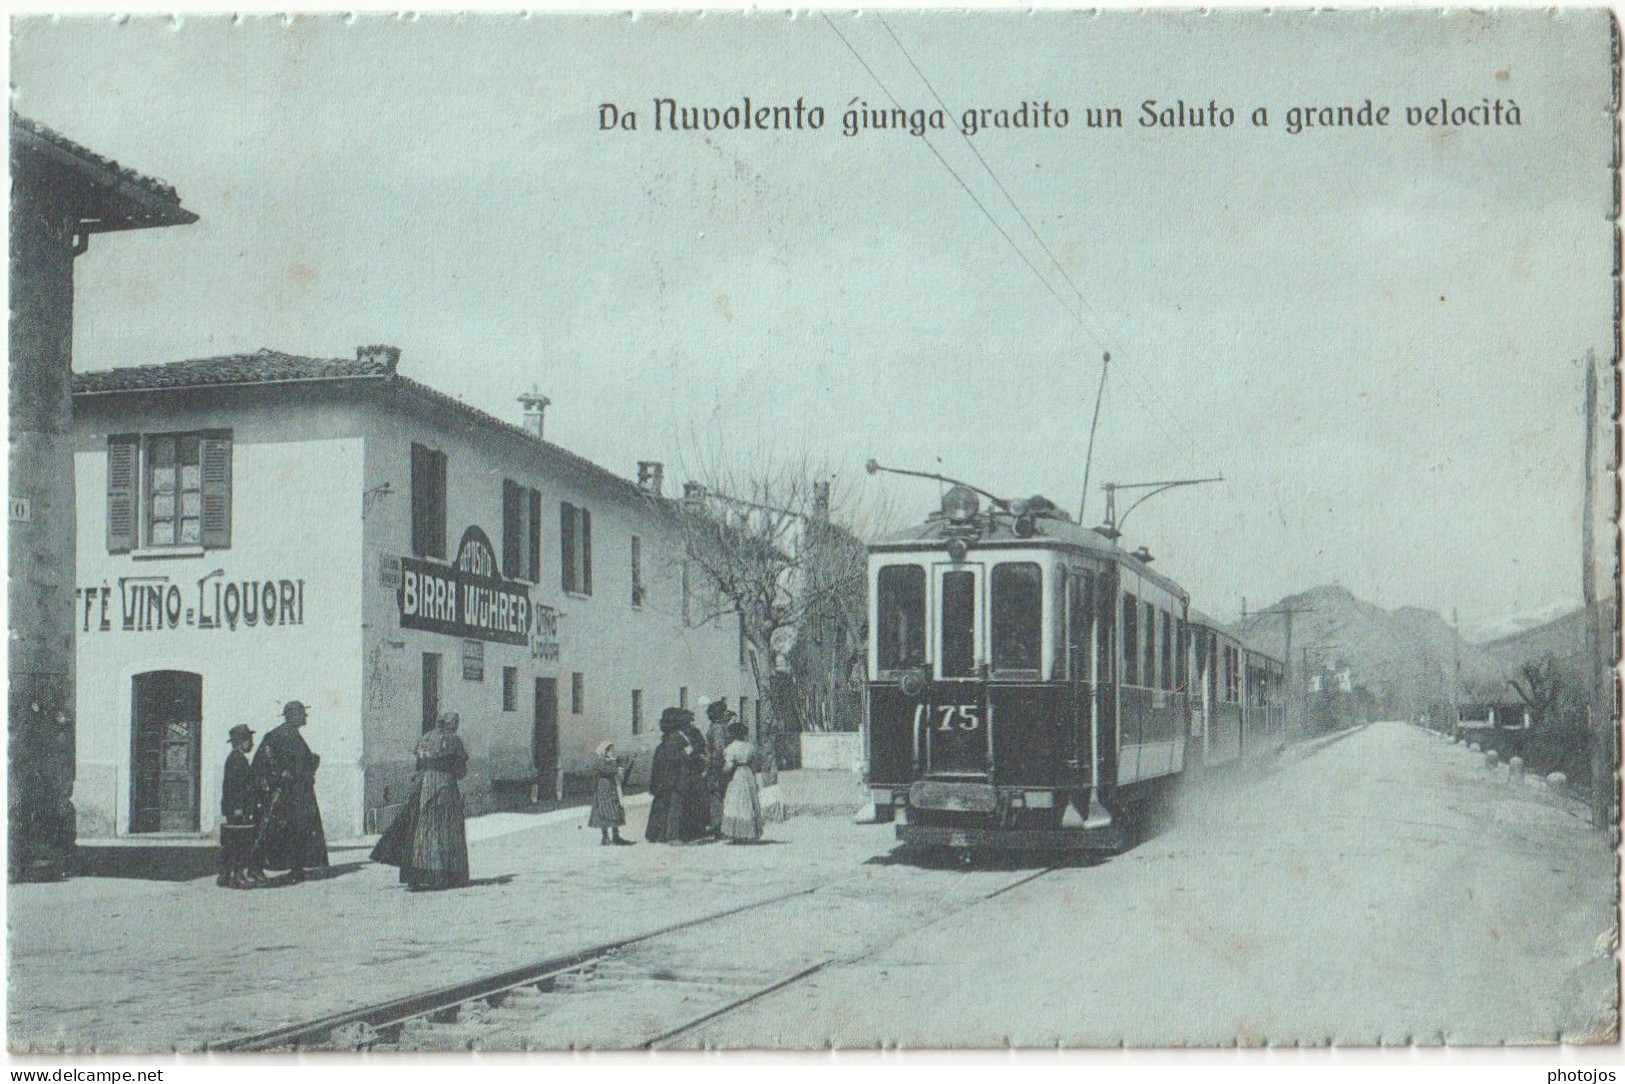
<box><xmin>1581</xmin><ymin>350</ymin><xmax>1615</xmax><ymax>831</ymax></box>
<box><xmin>1451</xmin><ymin>607</ymin><xmax>1461</xmax><ymax>736</ymax></box>
<box><xmin>1245</xmin><ymin>602</ymin><xmax>1313</xmax><ymax>737</ymax></box>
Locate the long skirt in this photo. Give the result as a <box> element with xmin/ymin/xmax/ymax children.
<box><xmin>372</xmin><ymin>774</ymin><xmax>469</xmax><ymax>889</ymax></box>
<box><xmin>644</xmin><ymin>792</ymin><xmax>683</xmax><ymax>842</ymax></box>
<box><xmin>677</xmin><ymin>785</ymin><xmax>710</xmax><ymax>841</ymax></box>
<box><xmin>720</xmin><ymin>768</ymin><xmax>763</xmax><ymax>841</ymax></box>
<box><xmin>588</xmin><ymin>777</ymin><xmax>625</xmax><ymax>828</ymax></box>
<box><xmin>255</xmin><ymin>784</ymin><xmax>330</xmax><ymax>872</ymax></box>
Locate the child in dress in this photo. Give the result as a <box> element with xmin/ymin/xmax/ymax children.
<box><xmin>588</xmin><ymin>741</ymin><xmax>634</xmax><ymax>846</ymax></box>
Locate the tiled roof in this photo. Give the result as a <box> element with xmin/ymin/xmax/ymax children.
<box><xmin>73</xmin><ymin>348</ymin><xmax>653</xmax><ymax>505</ymax></box>
<box><xmin>13</xmin><ymin>113</ymin><xmax>197</xmax><ymax>229</ymax></box>
<box><xmin>72</xmin><ymin>349</ymin><xmax>395</xmax><ymax>394</ymax></box>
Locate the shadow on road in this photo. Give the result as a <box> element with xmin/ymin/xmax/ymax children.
<box><xmin>865</xmin><ymin>845</ymin><xmax>1110</xmax><ymax>872</ymax></box>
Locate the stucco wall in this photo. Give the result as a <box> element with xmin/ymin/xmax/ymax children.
<box><xmin>73</xmin><ymin>390</ymin><xmax>365</xmax><ymax>838</ymax></box>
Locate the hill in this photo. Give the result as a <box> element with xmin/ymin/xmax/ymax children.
<box><xmin>1480</xmin><ymin>607</ymin><xmax>1591</xmax><ymax>673</ymax></box>
<box><xmin>1237</xmin><ymin>585</ymin><xmax>1500</xmax><ymax>718</ymax></box>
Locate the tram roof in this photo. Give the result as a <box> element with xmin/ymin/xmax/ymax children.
<box><xmin>870</xmin><ymin>510</ymin><xmax>1190</xmax><ymax>600</ymax></box>
<box><xmin>1189</xmin><ymin>607</ymin><xmax>1284</xmax><ymax>666</ymax></box>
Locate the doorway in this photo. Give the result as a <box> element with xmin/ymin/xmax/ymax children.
<box><xmin>130</xmin><ymin>670</ymin><xmax>202</xmax><ymax>834</ymax></box>
<box><xmin>533</xmin><ymin>678</ymin><xmax>559</xmax><ymax>802</ymax></box>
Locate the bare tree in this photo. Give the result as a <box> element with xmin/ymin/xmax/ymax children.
<box><xmin>667</xmin><ymin>442</ymin><xmax>888</xmax><ymax>763</ymax></box>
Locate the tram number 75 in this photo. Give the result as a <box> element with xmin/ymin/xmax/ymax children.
<box><xmin>913</xmin><ymin>703</ymin><xmax>982</xmax><ymax>731</ymax></box>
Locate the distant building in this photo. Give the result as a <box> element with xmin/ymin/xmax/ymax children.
<box><xmin>71</xmin><ymin>348</ymin><xmax>752</xmax><ymax>841</ymax></box>
<box><xmin>10</xmin><ymin>115</ymin><xmax>197</xmax><ymax>878</ymax></box>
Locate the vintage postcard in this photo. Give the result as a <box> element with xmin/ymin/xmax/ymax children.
<box><xmin>6</xmin><ymin>6</ymin><xmax>1619</xmax><ymax>1055</ymax></box>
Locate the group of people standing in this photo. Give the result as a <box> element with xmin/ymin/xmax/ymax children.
<box><xmin>218</xmin><ymin>693</ymin><xmax>765</xmax><ymax>893</ymax></box>
<box><xmin>640</xmin><ymin>697</ymin><xmax>766</xmax><ymax>845</ymax></box>
<box><xmin>217</xmin><ymin>700</ymin><xmax>331</xmax><ymax>888</ymax></box>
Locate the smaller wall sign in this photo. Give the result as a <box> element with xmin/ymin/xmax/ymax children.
<box><xmin>462</xmin><ymin>639</ymin><xmax>485</xmax><ymax>681</ymax></box>
<box><xmin>10</xmin><ymin>496</ymin><xmax>32</xmax><ymax>523</ymax></box>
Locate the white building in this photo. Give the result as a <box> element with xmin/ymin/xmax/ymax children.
<box><xmin>71</xmin><ymin>346</ymin><xmax>753</xmax><ymax>841</ymax></box>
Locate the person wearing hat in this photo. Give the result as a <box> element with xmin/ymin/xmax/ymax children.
<box><xmin>217</xmin><ymin>725</ymin><xmax>261</xmax><ymax>889</ymax></box>
<box><xmin>644</xmin><ymin>707</ymin><xmax>694</xmax><ymax>843</ymax></box>
<box><xmin>703</xmin><ymin>698</ymin><xmax>737</xmax><ymax>839</ymax></box>
<box><xmin>251</xmin><ymin>700</ymin><xmax>330</xmax><ymax>883</ymax></box>
<box><xmin>371</xmin><ymin>710</ymin><xmax>470</xmax><ymax>889</ymax></box>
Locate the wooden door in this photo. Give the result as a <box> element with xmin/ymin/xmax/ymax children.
<box><xmin>533</xmin><ymin>678</ymin><xmax>559</xmax><ymax>801</ymax></box>
<box><xmin>130</xmin><ymin>671</ymin><xmax>202</xmax><ymax>833</ymax></box>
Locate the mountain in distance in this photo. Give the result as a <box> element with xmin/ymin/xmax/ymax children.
<box><xmin>1237</xmin><ymin>584</ymin><xmax>1503</xmax><ymax>717</ymax></box>
<box><xmin>1479</xmin><ymin>606</ymin><xmax>1592</xmax><ymax>674</ymax></box>
<box><xmin>1464</xmin><ymin>601</ymin><xmax>1582</xmax><ymax>645</ymax></box>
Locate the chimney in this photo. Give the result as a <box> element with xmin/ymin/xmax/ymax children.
<box><xmin>637</xmin><ymin>461</ymin><xmax>664</xmax><ymax>496</ymax></box>
<box><xmin>517</xmin><ymin>389</ymin><xmax>551</xmax><ymax>440</ymax></box>
<box><xmin>682</xmin><ymin>481</ymin><xmax>707</xmax><ymax>509</ymax></box>
<box><xmin>812</xmin><ymin>480</ymin><xmax>831</xmax><ymax>519</ymax></box>
<box><xmin>357</xmin><ymin>345</ymin><xmax>401</xmax><ymax>372</ymax></box>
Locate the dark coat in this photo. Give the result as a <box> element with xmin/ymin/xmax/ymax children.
<box><xmin>221</xmin><ymin>750</ymin><xmax>256</xmax><ymax>824</ymax></box>
<box><xmin>644</xmin><ymin>733</ymin><xmax>688</xmax><ymax>842</ymax></box>
<box><xmin>676</xmin><ymin>724</ymin><xmax>711</xmax><ymax>840</ymax></box>
<box><xmin>251</xmin><ymin>722</ymin><xmax>330</xmax><ymax>871</ymax></box>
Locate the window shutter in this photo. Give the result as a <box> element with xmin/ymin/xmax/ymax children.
<box><xmin>431</xmin><ymin>450</ymin><xmax>448</xmax><ymax>558</ymax></box>
<box><xmin>410</xmin><ymin>443</ymin><xmax>429</xmax><ymax>557</ymax></box>
<box><xmin>580</xmin><ymin>509</ymin><xmax>592</xmax><ymax>595</ymax></box>
<box><xmin>502</xmin><ymin>480</ymin><xmax>522</xmax><ymax>579</ymax></box>
<box><xmin>527</xmin><ymin>489</ymin><xmax>541</xmax><ymax>583</ymax></box>
<box><xmin>106</xmin><ymin>434</ymin><xmax>139</xmax><ymax>554</ymax></box>
<box><xmin>199</xmin><ymin>433</ymin><xmax>233</xmax><ymax>549</ymax></box>
<box><xmin>560</xmin><ymin>502</ymin><xmax>576</xmax><ymax>592</ymax></box>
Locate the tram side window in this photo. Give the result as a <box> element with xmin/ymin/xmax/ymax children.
<box><xmin>1176</xmin><ymin>617</ymin><xmax>1188</xmax><ymax>691</ymax></box>
<box><xmin>1160</xmin><ymin>610</ymin><xmax>1173</xmax><ymax>690</ymax></box>
<box><xmin>876</xmin><ymin>565</ymin><xmax>926</xmax><ymax>672</ymax></box>
<box><xmin>991</xmin><ymin>562</ymin><xmax>1042</xmax><ymax>675</ymax></box>
<box><xmin>940</xmin><ymin>570</ymin><xmax>976</xmax><ymax>678</ymax></box>
<box><xmin>1121</xmin><ymin>593</ymin><xmax>1139</xmax><ymax>686</ymax></box>
<box><xmin>1143</xmin><ymin>601</ymin><xmax>1157</xmax><ymax>691</ymax></box>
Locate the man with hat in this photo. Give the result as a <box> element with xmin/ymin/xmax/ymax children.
<box><xmin>703</xmin><ymin>697</ymin><xmax>737</xmax><ymax>839</ymax></box>
<box><xmin>217</xmin><ymin>724</ymin><xmax>261</xmax><ymax>889</ymax></box>
<box><xmin>251</xmin><ymin>700</ymin><xmax>330</xmax><ymax>882</ymax></box>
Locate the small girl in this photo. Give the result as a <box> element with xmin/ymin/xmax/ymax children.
<box><xmin>588</xmin><ymin>741</ymin><xmax>634</xmax><ymax>846</ymax></box>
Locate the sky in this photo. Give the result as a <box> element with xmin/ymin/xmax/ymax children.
<box><xmin>12</xmin><ymin>8</ymin><xmax>1615</xmax><ymax>637</ymax></box>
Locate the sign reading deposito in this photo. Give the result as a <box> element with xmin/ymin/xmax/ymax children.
<box><xmin>399</xmin><ymin>526</ymin><xmax>531</xmax><ymax>646</ymax></box>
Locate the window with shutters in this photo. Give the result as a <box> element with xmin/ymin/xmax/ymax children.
<box><xmin>502</xmin><ymin>480</ymin><xmax>542</xmax><ymax>583</ymax></box>
<box><xmin>560</xmin><ymin>501</ymin><xmax>593</xmax><ymax>595</ymax></box>
<box><xmin>410</xmin><ymin>443</ymin><xmax>447</xmax><ymax>559</ymax></box>
<box><xmin>106</xmin><ymin>431</ymin><xmax>232</xmax><ymax>553</ymax></box>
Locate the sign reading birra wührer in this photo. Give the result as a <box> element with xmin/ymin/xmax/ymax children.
<box><xmin>399</xmin><ymin>526</ymin><xmax>531</xmax><ymax>646</ymax></box>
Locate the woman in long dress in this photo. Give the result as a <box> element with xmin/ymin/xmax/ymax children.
<box><xmin>371</xmin><ymin>711</ymin><xmax>470</xmax><ymax>889</ymax></box>
<box><xmin>644</xmin><ymin>708</ymin><xmax>693</xmax><ymax>843</ymax></box>
<box><xmin>719</xmin><ymin>721</ymin><xmax>764</xmax><ymax>843</ymax></box>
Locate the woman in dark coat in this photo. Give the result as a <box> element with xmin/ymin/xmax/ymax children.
<box><xmin>644</xmin><ymin>708</ymin><xmax>693</xmax><ymax>843</ymax></box>
<box><xmin>371</xmin><ymin>711</ymin><xmax>471</xmax><ymax>890</ymax></box>
<box><xmin>251</xmin><ymin>701</ymin><xmax>330</xmax><ymax>882</ymax></box>
<box><xmin>677</xmin><ymin>717</ymin><xmax>712</xmax><ymax>842</ymax></box>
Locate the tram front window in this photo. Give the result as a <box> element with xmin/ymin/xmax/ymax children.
<box><xmin>876</xmin><ymin>565</ymin><xmax>925</xmax><ymax>671</ymax></box>
<box><xmin>991</xmin><ymin>562</ymin><xmax>1042</xmax><ymax>675</ymax></box>
<box><xmin>940</xmin><ymin>570</ymin><xmax>976</xmax><ymax>678</ymax></box>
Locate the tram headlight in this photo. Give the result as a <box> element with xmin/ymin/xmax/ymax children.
<box><xmin>946</xmin><ymin>537</ymin><xmax>970</xmax><ymax>562</ymax></box>
<box><xmin>942</xmin><ymin>485</ymin><xmax>980</xmax><ymax>524</ymax></box>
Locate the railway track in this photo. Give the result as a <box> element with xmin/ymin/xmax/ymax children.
<box><xmin>212</xmin><ymin>861</ymin><xmax>1059</xmax><ymax>1052</ymax></box>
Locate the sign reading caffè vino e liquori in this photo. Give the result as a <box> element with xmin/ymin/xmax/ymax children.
<box><xmin>398</xmin><ymin>526</ymin><xmax>532</xmax><ymax>646</ymax></box>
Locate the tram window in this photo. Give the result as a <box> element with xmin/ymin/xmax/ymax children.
<box><xmin>1176</xmin><ymin>617</ymin><xmax>1188</xmax><ymax>690</ymax></box>
<box><xmin>1121</xmin><ymin>594</ymin><xmax>1139</xmax><ymax>686</ymax></box>
<box><xmin>1143</xmin><ymin>601</ymin><xmax>1157</xmax><ymax>691</ymax></box>
<box><xmin>940</xmin><ymin>570</ymin><xmax>976</xmax><ymax>678</ymax></box>
<box><xmin>876</xmin><ymin>565</ymin><xmax>926</xmax><ymax>672</ymax></box>
<box><xmin>991</xmin><ymin>562</ymin><xmax>1042</xmax><ymax>675</ymax></box>
<box><xmin>1160</xmin><ymin>610</ymin><xmax>1173</xmax><ymax>690</ymax></box>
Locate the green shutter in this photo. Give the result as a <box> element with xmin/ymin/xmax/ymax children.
<box><xmin>106</xmin><ymin>434</ymin><xmax>139</xmax><ymax>554</ymax></box>
<box><xmin>200</xmin><ymin>432</ymin><xmax>232</xmax><ymax>549</ymax></box>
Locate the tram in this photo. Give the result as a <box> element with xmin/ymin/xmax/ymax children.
<box><xmin>863</xmin><ymin>479</ymin><xmax>1284</xmax><ymax>853</ymax></box>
